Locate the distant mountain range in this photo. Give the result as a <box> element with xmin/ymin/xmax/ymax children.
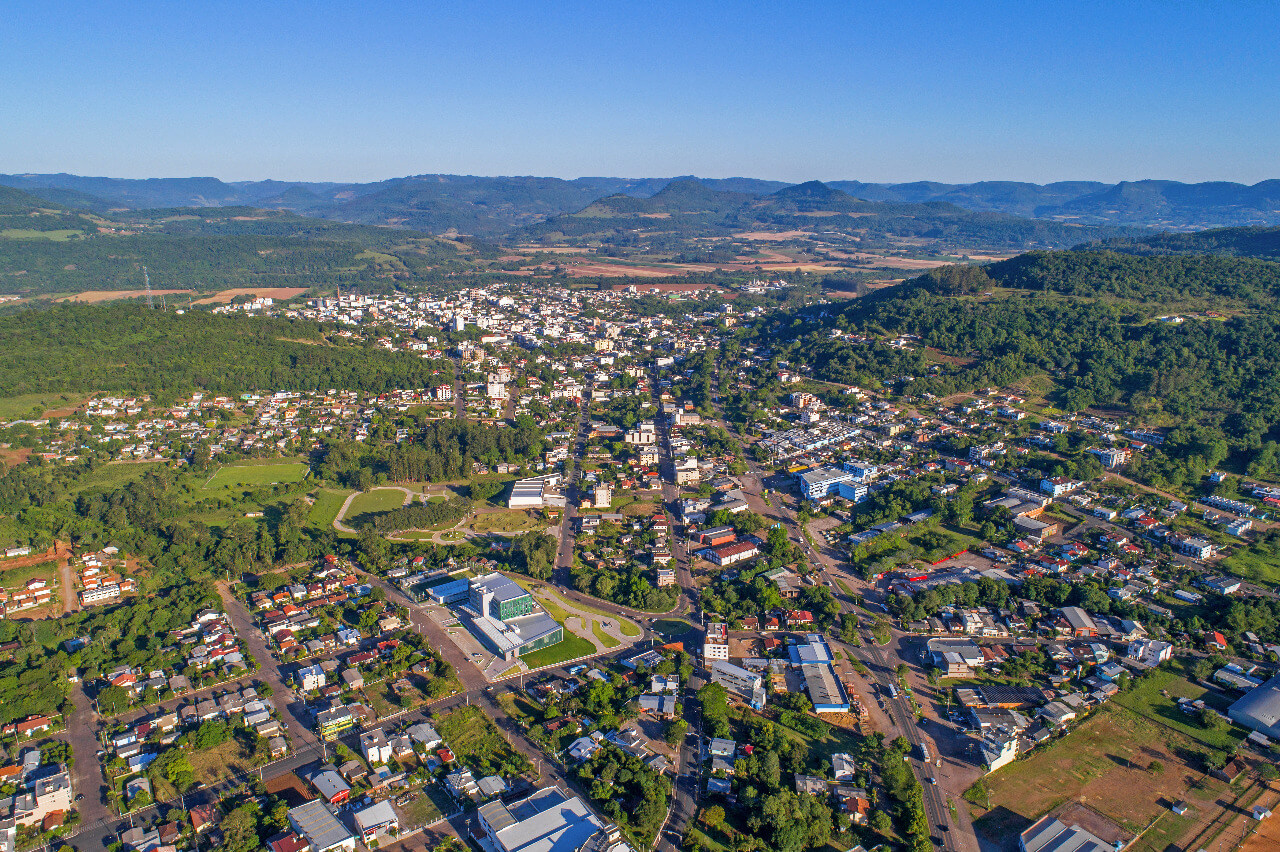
<box><xmin>2</xmin><ymin>171</ymin><xmax>1278</xmax><ymax>235</ymax></box>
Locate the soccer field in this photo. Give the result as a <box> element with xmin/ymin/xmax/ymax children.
<box><xmin>204</xmin><ymin>461</ymin><xmax>310</xmax><ymax>489</ymax></box>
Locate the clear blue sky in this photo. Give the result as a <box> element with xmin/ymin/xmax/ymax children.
<box><xmin>2</xmin><ymin>0</ymin><xmax>1276</xmax><ymax>184</ymax></box>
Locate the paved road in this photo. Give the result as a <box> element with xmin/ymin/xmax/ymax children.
<box><xmin>215</xmin><ymin>582</ymin><xmax>323</xmax><ymax>749</ymax></box>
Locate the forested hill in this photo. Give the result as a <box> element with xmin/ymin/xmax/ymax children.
<box><xmin>1077</xmin><ymin>226</ymin><xmax>1280</xmax><ymax>261</ymax></box>
<box><xmin>764</xmin><ymin>249</ymin><xmax>1280</xmax><ymax>489</ymax></box>
<box><xmin>913</xmin><ymin>250</ymin><xmax>1280</xmax><ymax>303</ymax></box>
<box><xmin>0</xmin><ymin>303</ymin><xmax>453</xmax><ymax>400</ymax></box>
<box><xmin>527</xmin><ymin>180</ymin><xmax>1138</xmax><ymax>251</ymax></box>
<box><xmin>0</xmin><ymin>190</ymin><xmax>470</xmax><ymax>295</ymax></box>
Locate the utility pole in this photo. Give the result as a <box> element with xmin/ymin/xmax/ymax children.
<box><xmin>143</xmin><ymin>266</ymin><xmax>152</xmax><ymax>309</ymax></box>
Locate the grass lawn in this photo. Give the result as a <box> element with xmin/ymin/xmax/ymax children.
<box><xmin>204</xmin><ymin>460</ymin><xmax>310</xmax><ymax>490</ymax></box>
<box><xmin>592</xmin><ymin>622</ymin><xmax>621</xmax><ymax>648</ymax></box>
<box><xmin>1113</xmin><ymin>660</ymin><xmax>1245</xmax><ymax>750</ymax></box>
<box><xmin>307</xmin><ymin>488</ymin><xmax>353</xmax><ymax>528</ymax></box>
<box><xmin>0</xmin><ymin>392</ymin><xmax>85</xmax><ymax>419</ymax></box>
<box><xmin>341</xmin><ymin>487</ymin><xmax>410</xmax><ymax>524</ymax></box>
<box><xmin>1126</xmin><ymin>811</ymin><xmax>1194</xmax><ymax>852</ymax></box>
<box><xmin>967</xmin><ymin>703</ymin><xmax>1228</xmax><ymax>841</ymax></box>
<box><xmin>471</xmin><ymin>510</ymin><xmax>542</xmax><ymax>534</ymax></box>
<box><xmin>520</xmin><ymin>634</ymin><xmax>596</xmax><ymax>669</ymax></box>
<box><xmin>435</xmin><ymin>705</ymin><xmax>521</xmax><ymax>768</ymax></box>
<box><xmin>532</xmin><ymin>590</ymin><xmax>571</xmax><ymax>622</ymax></box>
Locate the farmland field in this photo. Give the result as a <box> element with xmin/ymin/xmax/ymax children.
<box><xmin>204</xmin><ymin>460</ymin><xmax>310</xmax><ymax>490</ymax></box>
<box><xmin>1</xmin><ymin>229</ymin><xmax>81</xmax><ymax>241</ymax></box>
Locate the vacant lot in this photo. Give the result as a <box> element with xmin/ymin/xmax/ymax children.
<box><xmin>969</xmin><ymin>704</ymin><xmax>1227</xmax><ymax>846</ymax></box>
<box><xmin>1113</xmin><ymin>661</ymin><xmax>1245</xmax><ymax>751</ymax></box>
<box><xmin>204</xmin><ymin>460</ymin><xmax>310</xmax><ymax>490</ymax></box>
<box><xmin>434</xmin><ymin>705</ymin><xmax>522</xmax><ymax>769</ymax></box>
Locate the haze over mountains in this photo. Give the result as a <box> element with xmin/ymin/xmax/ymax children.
<box><xmin>2</xmin><ymin>172</ymin><xmax>1279</xmax><ymax>237</ymax></box>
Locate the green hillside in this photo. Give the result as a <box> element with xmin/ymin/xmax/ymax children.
<box><xmin>0</xmin><ymin>190</ymin><xmax>467</xmax><ymax>295</ymax></box>
<box><xmin>765</xmin><ymin>250</ymin><xmax>1280</xmax><ymax>489</ymax></box>
<box><xmin>0</xmin><ymin>303</ymin><xmax>454</xmax><ymax>398</ymax></box>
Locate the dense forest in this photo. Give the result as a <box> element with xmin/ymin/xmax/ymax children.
<box><xmin>1081</xmin><ymin>225</ymin><xmax>1280</xmax><ymax>260</ymax></box>
<box><xmin>317</xmin><ymin>417</ymin><xmax>547</xmax><ymax>488</ymax></box>
<box><xmin>0</xmin><ymin>303</ymin><xmax>456</xmax><ymax>398</ymax></box>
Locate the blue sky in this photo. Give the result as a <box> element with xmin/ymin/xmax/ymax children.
<box><xmin>2</xmin><ymin>0</ymin><xmax>1276</xmax><ymax>184</ymax></box>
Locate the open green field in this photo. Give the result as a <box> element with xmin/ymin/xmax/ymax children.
<box><xmin>307</xmin><ymin>488</ymin><xmax>353</xmax><ymax>529</ymax></box>
<box><xmin>520</xmin><ymin>633</ymin><xmax>596</xmax><ymax>669</ymax></box>
<box><xmin>340</xmin><ymin>487</ymin><xmax>410</xmax><ymax>523</ymax></box>
<box><xmin>471</xmin><ymin>509</ymin><xmax>543</xmax><ymax>534</ymax></box>
<box><xmin>204</xmin><ymin>460</ymin><xmax>310</xmax><ymax>490</ymax></box>
<box><xmin>0</xmin><ymin>561</ymin><xmax>58</xmax><ymax>596</ymax></box>
<box><xmin>0</xmin><ymin>392</ymin><xmax>85</xmax><ymax>420</ymax></box>
<box><xmin>1223</xmin><ymin>542</ymin><xmax>1280</xmax><ymax>588</ymax></box>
